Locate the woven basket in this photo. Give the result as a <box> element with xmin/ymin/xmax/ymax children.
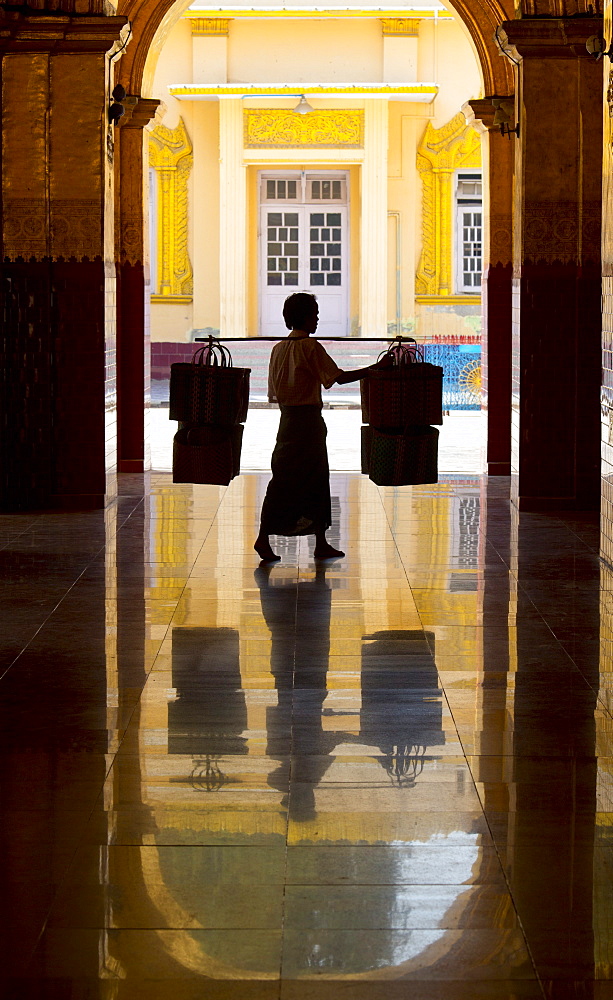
<box><xmin>170</xmin><ymin>364</ymin><xmax>250</xmax><ymax>426</ymax></box>
<box><xmin>173</xmin><ymin>425</ymin><xmax>243</xmax><ymax>486</ymax></box>
<box><xmin>361</xmin><ymin>364</ymin><xmax>443</xmax><ymax>427</ymax></box>
<box><xmin>361</xmin><ymin>425</ymin><xmax>438</xmax><ymax>486</ymax></box>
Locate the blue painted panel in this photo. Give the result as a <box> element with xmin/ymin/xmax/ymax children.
<box><xmin>423</xmin><ymin>344</ymin><xmax>481</xmax><ymax>411</ymax></box>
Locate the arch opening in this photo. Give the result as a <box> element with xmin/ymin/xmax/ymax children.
<box><xmin>115</xmin><ymin>0</ymin><xmax>512</xmax><ymax>474</ymax></box>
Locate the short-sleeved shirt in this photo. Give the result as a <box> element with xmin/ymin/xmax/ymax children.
<box><xmin>268</xmin><ymin>332</ymin><xmax>341</xmax><ymax>406</ymax></box>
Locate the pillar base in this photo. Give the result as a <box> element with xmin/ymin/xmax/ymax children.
<box><xmin>488</xmin><ymin>462</ymin><xmax>511</xmax><ymax>476</ymax></box>
<box><xmin>52</xmin><ymin>493</ymin><xmax>109</xmax><ymax>511</ymax></box>
<box><xmin>118</xmin><ymin>459</ymin><xmax>145</xmax><ymax>473</ymax></box>
<box><xmin>512</xmin><ymin>494</ymin><xmax>600</xmax><ymax>513</ymax></box>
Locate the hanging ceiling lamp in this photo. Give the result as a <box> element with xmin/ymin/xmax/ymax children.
<box><xmin>293</xmin><ymin>95</ymin><xmax>314</xmax><ymax>115</ymax></box>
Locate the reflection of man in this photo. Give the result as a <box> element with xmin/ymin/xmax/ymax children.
<box><xmin>256</xmin><ymin>568</ymin><xmax>446</xmax><ymax>819</ymax></box>
<box><xmin>255</xmin><ymin>563</ymin><xmax>337</xmax><ymax>820</ymax></box>
<box><xmin>360</xmin><ymin>629</ymin><xmax>444</xmax><ymax>785</ymax></box>
<box><xmin>169</xmin><ymin>627</ymin><xmax>248</xmax><ymax>783</ymax></box>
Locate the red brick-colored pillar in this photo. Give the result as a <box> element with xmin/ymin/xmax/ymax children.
<box><xmin>0</xmin><ymin>11</ymin><xmax>128</xmax><ymax>509</ymax></box>
<box><xmin>465</xmin><ymin>99</ymin><xmax>514</xmax><ymax>477</ymax></box>
<box><xmin>115</xmin><ymin>97</ymin><xmax>160</xmax><ymax>474</ymax></box>
<box><xmin>499</xmin><ymin>19</ymin><xmax>603</xmax><ymax>511</ymax></box>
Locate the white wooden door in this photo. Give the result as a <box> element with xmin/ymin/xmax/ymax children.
<box><xmin>259</xmin><ymin>172</ymin><xmax>349</xmax><ymax>337</ymax></box>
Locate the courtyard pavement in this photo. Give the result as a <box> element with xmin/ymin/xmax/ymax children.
<box><xmin>151</xmin><ymin>408</ymin><xmax>485</xmax><ymax>473</ymax></box>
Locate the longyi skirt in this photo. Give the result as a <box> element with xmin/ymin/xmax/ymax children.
<box><xmin>260</xmin><ymin>405</ymin><xmax>331</xmax><ymax>537</ymax></box>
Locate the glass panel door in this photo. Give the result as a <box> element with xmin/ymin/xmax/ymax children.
<box><xmin>259</xmin><ymin>172</ymin><xmax>349</xmax><ymax>337</ymax></box>
<box><xmin>265</xmin><ymin>210</ymin><xmax>300</xmax><ymax>289</ymax></box>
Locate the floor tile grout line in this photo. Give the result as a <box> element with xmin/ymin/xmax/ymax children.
<box><xmin>20</xmin><ymin>485</ymin><xmax>232</xmax><ymax>975</ymax></box>
<box><xmin>377</xmin><ymin>480</ymin><xmax>546</xmax><ymax>990</ymax></box>
<box><xmin>0</xmin><ymin>495</ymin><xmax>149</xmax><ymax>684</ymax></box>
<box><xmin>464</xmin><ymin>758</ymin><xmax>548</xmax><ymax>997</ymax></box>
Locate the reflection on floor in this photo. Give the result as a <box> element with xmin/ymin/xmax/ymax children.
<box><xmin>0</xmin><ymin>471</ymin><xmax>610</xmax><ymax>999</ymax></box>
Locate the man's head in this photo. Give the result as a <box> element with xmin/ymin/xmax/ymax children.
<box><xmin>283</xmin><ymin>292</ymin><xmax>319</xmax><ymax>332</ymax></box>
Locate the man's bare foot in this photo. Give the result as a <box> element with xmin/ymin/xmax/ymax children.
<box><xmin>254</xmin><ymin>539</ymin><xmax>281</xmax><ymax>562</ymax></box>
<box><xmin>314</xmin><ymin>543</ymin><xmax>345</xmax><ymax>559</ymax></box>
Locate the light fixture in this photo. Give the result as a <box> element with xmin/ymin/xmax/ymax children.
<box><xmin>490</xmin><ymin>98</ymin><xmax>519</xmax><ymax>139</ymax></box>
<box><xmin>108</xmin><ymin>84</ymin><xmax>126</xmax><ymax>125</ymax></box>
<box><xmin>293</xmin><ymin>95</ymin><xmax>314</xmax><ymax>115</ymax></box>
<box><xmin>586</xmin><ymin>33</ymin><xmax>613</xmax><ymax>60</ymax></box>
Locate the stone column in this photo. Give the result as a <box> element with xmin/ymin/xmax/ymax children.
<box><xmin>465</xmin><ymin>99</ymin><xmax>514</xmax><ymax>477</ymax></box>
<box><xmin>0</xmin><ymin>10</ymin><xmax>128</xmax><ymax>509</ymax></box>
<box><xmin>115</xmin><ymin>97</ymin><xmax>160</xmax><ymax>474</ymax></box>
<box><xmin>499</xmin><ymin>18</ymin><xmax>603</xmax><ymax>511</ymax></box>
<box><xmin>360</xmin><ymin>99</ymin><xmax>389</xmax><ymax>337</ymax></box>
<box><xmin>219</xmin><ymin>99</ymin><xmax>247</xmax><ymax>338</ymax></box>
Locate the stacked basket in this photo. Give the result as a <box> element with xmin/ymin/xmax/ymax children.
<box><xmin>360</xmin><ymin>340</ymin><xmax>443</xmax><ymax>487</ymax></box>
<box><xmin>169</xmin><ymin>339</ymin><xmax>250</xmax><ymax>486</ymax></box>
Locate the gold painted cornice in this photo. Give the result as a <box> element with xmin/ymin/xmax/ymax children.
<box><xmin>520</xmin><ymin>0</ymin><xmax>602</xmax><ymax>13</ymax></box>
<box><xmin>119</xmin><ymin>96</ymin><xmax>160</xmax><ymax>128</ymax></box>
<box><xmin>181</xmin><ymin>6</ymin><xmax>451</xmax><ymax>18</ymax></box>
<box><xmin>170</xmin><ymin>83</ymin><xmax>438</xmax><ymax>100</ymax></box>
<box><xmin>151</xmin><ymin>294</ymin><xmax>193</xmax><ymax>303</ymax></box>
<box><xmin>190</xmin><ymin>17</ymin><xmax>231</xmax><ymax>35</ymax></box>
<box><xmin>464</xmin><ymin>97</ymin><xmax>500</xmax><ymax>131</ymax></box>
<box><xmin>244</xmin><ymin>109</ymin><xmax>364</xmax><ymax>147</ymax></box>
<box><xmin>381</xmin><ymin>18</ymin><xmax>420</xmax><ymax>35</ymax></box>
<box><xmin>0</xmin><ymin>12</ymin><xmax>129</xmax><ymax>53</ymax></box>
<box><xmin>498</xmin><ymin>17</ymin><xmax>603</xmax><ymax>61</ymax></box>
<box><xmin>416</xmin><ymin>295</ymin><xmax>481</xmax><ymax>304</ymax></box>
<box><xmin>3</xmin><ymin>0</ymin><xmax>110</xmax><ymax>12</ymax></box>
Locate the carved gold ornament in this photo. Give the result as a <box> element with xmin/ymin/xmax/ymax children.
<box><xmin>243</xmin><ymin>110</ymin><xmax>364</xmax><ymax>148</ymax></box>
<box><xmin>148</xmin><ymin>118</ymin><xmax>193</xmax><ymax>300</ymax></box>
<box><xmin>381</xmin><ymin>18</ymin><xmax>420</xmax><ymax>35</ymax></box>
<box><xmin>190</xmin><ymin>18</ymin><xmax>231</xmax><ymax>35</ymax></box>
<box><xmin>416</xmin><ymin>113</ymin><xmax>481</xmax><ymax>298</ymax></box>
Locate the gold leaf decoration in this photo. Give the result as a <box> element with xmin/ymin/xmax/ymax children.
<box><xmin>149</xmin><ymin>118</ymin><xmax>194</xmax><ymax>299</ymax></box>
<box><xmin>415</xmin><ymin>112</ymin><xmax>481</xmax><ymax>298</ymax></box>
<box><xmin>381</xmin><ymin>18</ymin><xmax>420</xmax><ymax>35</ymax></box>
<box><xmin>244</xmin><ymin>110</ymin><xmax>364</xmax><ymax>148</ymax></box>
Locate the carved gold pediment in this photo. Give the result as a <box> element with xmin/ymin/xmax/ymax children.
<box><xmin>244</xmin><ymin>110</ymin><xmax>364</xmax><ymax>148</ymax></box>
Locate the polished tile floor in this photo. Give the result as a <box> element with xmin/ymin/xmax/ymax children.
<box><xmin>1</xmin><ymin>471</ymin><xmax>611</xmax><ymax>999</ymax></box>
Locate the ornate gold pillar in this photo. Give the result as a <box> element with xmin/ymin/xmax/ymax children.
<box><xmin>499</xmin><ymin>18</ymin><xmax>603</xmax><ymax>510</ymax></box>
<box><xmin>0</xmin><ymin>10</ymin><xmax>128</xmax><ymax>509</ymax></box>
<box><xmin>148</xmin><ymin>119</ymin><xmax>193</xmax><ymax>302</ymax></box>
<box><xmin>465</xmin><ymin>99</ymin><xmax>514</xmax><ymax>477</ymax></box>
<box><xmin>115</xmin><ymin>96</ymin><xmax>160</xmax><ymax>474</ymax></box>
<box><xmin>415</xmin><ymin>113</ymin><xmax>481</xmax><ymax>299</ymax></box>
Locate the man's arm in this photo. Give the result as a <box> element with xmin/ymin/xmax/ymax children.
<box><xmin>334</xmin><ymin>356</ymin><xmax>394</xmax><ymax>385</ymax></box>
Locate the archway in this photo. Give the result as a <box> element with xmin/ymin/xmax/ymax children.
<box><xmin>117</xmin><ymin>0</ymin><xmax>513</xmax><ymax>98</ymax></box>
<box><xmin>112</xmin><ymin>0</ymin><xmax>515</xmax><ymax>476</ymax></box>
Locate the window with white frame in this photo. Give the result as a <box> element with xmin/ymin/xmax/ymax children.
<box><xmin>455</xmin><ymin>172</ymin><xmax>482</xmax><ymax>293</ymax></box>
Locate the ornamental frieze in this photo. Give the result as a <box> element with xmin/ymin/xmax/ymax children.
<box><xmin>243</xmin><ymin>110</ymin><xmax>364</xmax><ymax>148</ymax></box>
